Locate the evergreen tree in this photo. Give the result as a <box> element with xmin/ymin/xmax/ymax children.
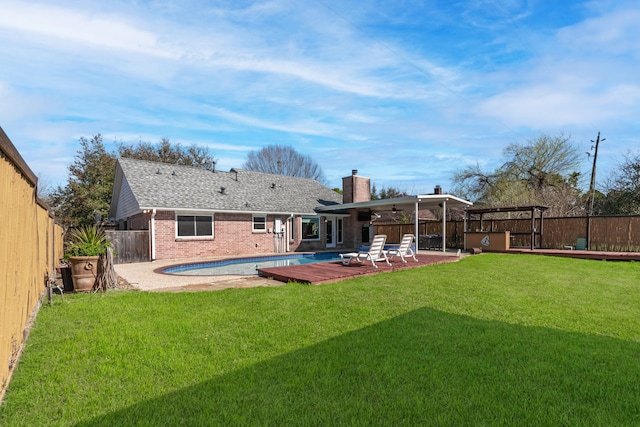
<box><xmin>117</xmin><ymin>138</ymin><xmax>215</xmax><ymax>169</ymax></box>
<box><xmin>371</xmin><ymin>185</ymin><xmax>408</xmax><ymax>200</ymax></box>
<box><xmin>50</xmin><ymin>135</ymin><xmax>115</xmax><ymax>227</ymax></box>
<box><xmin>51</xmin><ymin>135</ymin><xmax>216</xmax><ymax>226</ymax></box>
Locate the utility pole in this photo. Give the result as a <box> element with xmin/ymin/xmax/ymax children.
<box><xmin>587</xmin><ymin>132</ymin><xmax>605</xmax><ymax>216</ymax></box>
<box><xmin>586</xmin><ymin>132</ymin><xmax>605</xmax><ymax>251</ymax></box>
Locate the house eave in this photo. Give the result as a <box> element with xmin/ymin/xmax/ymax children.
<box><xmin>317</xmin><ymin>194</ymin><xmax>473</xmax><ymax>212</ymax></box>
<box><xmin>133</xmin><ymin>207</ymin><xmax>326</xmax><ymax>217</ymax></box>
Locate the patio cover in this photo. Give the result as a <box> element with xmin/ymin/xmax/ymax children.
<box><xmin>317</xmin><ymin>194</ymin><xmax>473</xmax><ymax>252</ymax></box>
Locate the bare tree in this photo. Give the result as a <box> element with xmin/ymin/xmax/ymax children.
<box><xmin>243</xmin><ymin>144</ymin><xmax>326</xmax><ymax>183</ymax></box>
<box><xmin>452</xmin><ymin>133</ymin><xmax>585</xmax><ymax>216</ymax></box>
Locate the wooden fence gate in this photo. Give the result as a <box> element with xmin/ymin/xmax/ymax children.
<box><xmin>106</xmin><ymin>230</ymin><xmax>150</xmax><ymax>264</ymax></box>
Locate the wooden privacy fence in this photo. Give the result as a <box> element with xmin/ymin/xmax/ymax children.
<box><xmin>1</xmin><ymin>128</ymin><xmax>64</xmax><ymax>401</ymax></box>
<box><xmin>543</xmin><ymin>216</ymin><xmax>640</xmax><ymax>252</ymax></box>
<box><xmin>106</xmin><ymin>230</ymin><xmax>150</xmax><ymax>264</ymax></box>
<box><xmin>375</xmin><ymin>215</ymin><xmax>640</xmax><ymax>252</ymax></box>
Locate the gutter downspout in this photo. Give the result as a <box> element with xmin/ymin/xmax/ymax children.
<box><xmin>287</xmin><ymin>214</ymin><xmax>294</xmax><ymax>252</ymax></box>
<box><xmin>150</xmin><ymin>209</ymin><xmax>156</xmax><ymax>261</ymax></box>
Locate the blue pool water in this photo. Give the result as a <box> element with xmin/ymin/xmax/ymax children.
<box><xmin>163</xmin><ymin>252</ymin><xmax>344</xmax><ymax>276</ymax></box>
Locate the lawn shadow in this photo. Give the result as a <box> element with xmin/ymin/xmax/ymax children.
<box><xmin>79</xmin><ymin>308</ymin><xmax>640</xmax><ymax>426</ymax></box>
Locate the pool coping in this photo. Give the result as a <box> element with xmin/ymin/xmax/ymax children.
<box><xmin>157</xmin><ymin>252</ymin><xmax>341</xmax><ymax>276</ymax></box>
<box><xmin>114</xmin><ymin>249</ymin><xmax>463</xmax><ymax>292</ymax></box>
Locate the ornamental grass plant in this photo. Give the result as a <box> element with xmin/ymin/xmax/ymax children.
<box><xmin>0</xmin><ymin>254</ymin><xmax>639</xmax><ymax>426</ymax></box>
<box><xmin>63</xmin><ymin>224</ymin><xmax>113</xmax><ymax>259</ymax></box>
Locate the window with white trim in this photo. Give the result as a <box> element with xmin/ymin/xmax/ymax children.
<box><xmin>176</xmin><ymin>214</ymin><xmax>213</xmax><ymax>238</ymax></box>
<box><xmin>337</xmin><ymin>218</ymin><xmax>344</xmax><ymax>244</ymax></box>
<box><xmin>252</xmin><ymin>215</ymin><xmax>267</xmax><ymax>232</ymax></box>
<box><xmin>301</xmin><ymin>217</ymin><xmax>320</xmax><ymax>240</ymax></box>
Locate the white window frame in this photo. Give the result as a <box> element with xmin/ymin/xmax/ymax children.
<box><xmin>337</xmin><ymin>218</ymin><xmax>344</xmax><ymax>244</ymax></box>
<box><xmin>252</xmin><ymin>215</ymin><xmax>267</xmax><ymax>233</ymax></box>
<box><xmin>301</xmin><ymin>216</ymin><xmax>320</xmax><ymax>241</ymax></box>
<box><xmin>175</xmin><ymin>213</ymin><xmax>214</xmax><ymax>240</ymax></box>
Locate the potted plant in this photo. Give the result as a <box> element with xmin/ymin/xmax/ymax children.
<box><xmin>64</xmin><ymin>225</ymin><xmax>113</xmax><ymax>292</ymax></box>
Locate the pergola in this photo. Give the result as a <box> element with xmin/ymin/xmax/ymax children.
<box><xmin>464</xmin><ymin>205</ymin><xmax>548</xmax><ymax>250</ymax></box>
<box><xmin>318</xmin><ymin>194</ymin><xmax>473</xmax><ymax>253</ymax></box>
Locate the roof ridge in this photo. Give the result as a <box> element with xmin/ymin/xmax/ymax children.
<box><xmin>119</xmin><ymin>158</ymin><xmax>324</xmax><ymax>185</ymax></box>
<box><xmin>231</xmin><ymin>167</ymin><xmax>323</xmax><ymax>184</ymax></box>
<box><xmin>118</xmin><ymin>157</ymin><xmax>205</xmax><ymax>169</ymax></box>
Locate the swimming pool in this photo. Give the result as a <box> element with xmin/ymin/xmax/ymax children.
<box><xmin>162</xmin><ymin>252</ymin><xmax>344</xmax><ymax>276</ymax></box>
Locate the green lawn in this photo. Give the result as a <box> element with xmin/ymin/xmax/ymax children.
<box><xmin>1</xmin><ymin>254</ymin><xmax>639</xmax><ymax>426</ymax></box>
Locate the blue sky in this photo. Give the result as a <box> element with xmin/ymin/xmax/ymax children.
<box><xmin>1</xmin><ymin>0</ymin><xmax>638</xmax><ymax>195</ymax></box>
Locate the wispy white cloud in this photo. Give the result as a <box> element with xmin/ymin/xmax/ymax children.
<box><xmin>475</xmin><ymin>1</ymin><xmax>640</xmax><ymax>134</ymax></box>
<box><xmin>460</xmin><ymin>0</ymin><xmax>534</xmax><ymax>30</ymax></box>
<box><xmin>0</xmin><ymin>1</ymin><xmax>177</xmax><ymax>58</ymax></box>
<box><xmin>203</xmin><ymin>106</ymin><xmax>342</xmax><ymax>137</ymax></box>
<box><xmin>0</xmin><ymin>0</ymin><xmax>457</xmax><ymax>101</ymax></box>
<box><xmin>556</xmin><ymin>7</ymin><xmax>640</xmax><ymax>57</ymax></box>
<box><xmin>0</xmin><ymin>82</ymin><xmax>53</xmax><ymax>121</ymax></box>
<box><xmin>1</xmin><ymin>0</ymin><xmax>638</xmax><ymax>194</ymax></box>
<box><xmin>479</xmin><ymin>81</ymin><xmax>640</xmax><ymax>128</ymax></box>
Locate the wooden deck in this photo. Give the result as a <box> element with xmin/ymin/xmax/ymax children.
<box><xmin>258</xmin><ymin>248</ymin><xmax>640</xmax><ymax>285</ymax></box>
<box><xmin>507</xmin><ymin>248</ymin><xmax>640</xmax><ymax>261</ymax></box>
<box><xmin>257</xmin><ymin>253</ymin><xmax>461</xmax><ymax>285</ymax></box>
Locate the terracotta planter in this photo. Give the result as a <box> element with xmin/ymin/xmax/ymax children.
<box><xmin>68</xmin><ymin>256</ymin><xmax>99</xmax><ymax>292</ymax></box>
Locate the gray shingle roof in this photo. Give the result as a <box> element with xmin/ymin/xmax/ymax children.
<box><xmin>113</xmin><ymin>158</ymin><xmax>342</xmax><ymax>215</ymax></box>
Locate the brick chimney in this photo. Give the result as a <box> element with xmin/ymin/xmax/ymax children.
<box><xmin>342</xmin><ymin>169</ymin><xmax>371</xmax><ymax>203</ymax></box>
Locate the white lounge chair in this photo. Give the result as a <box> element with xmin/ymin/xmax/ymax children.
<box><xmin>340</xmin><ymin>234</ymin><xmax>390</xmax><ymax>268</ymax></box>
<box><xmin>386</xmin><ymin>234</ymin><xmax>418</xmax><ymax>263</ymax></box>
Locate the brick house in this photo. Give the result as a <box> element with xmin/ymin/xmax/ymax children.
<box><xmin>109</xmin><ymin>158</ymin><xmax>374</xmax><ymax>260</ymax></box>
